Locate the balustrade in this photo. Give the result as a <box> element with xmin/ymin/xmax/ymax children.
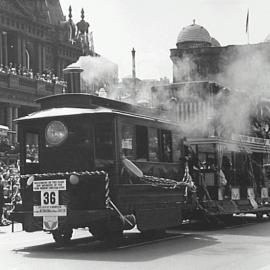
<box><xmin>0</xmin><ymin>72</ymin><xmax>64</xmax><ymax>95</ymax></box>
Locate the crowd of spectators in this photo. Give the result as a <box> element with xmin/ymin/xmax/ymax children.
<box><xmin>0</xmin><ymin>161</ymin><xmax>20</xmax><ymax>226</ymax></box>
<box><xmin>0</xmin><ymin>62</ymin><xmax>67</xmax><ymax>88</ymax></box>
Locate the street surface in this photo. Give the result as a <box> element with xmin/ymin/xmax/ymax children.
<box><xmin>1</xmin><ymin>216</ymin><xmax>270</xmax><ymax>270</ymax></box>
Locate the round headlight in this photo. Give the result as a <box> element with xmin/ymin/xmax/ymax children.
<box><xmin>45</xmin><ymin>121</ymin><xmax>68</xmax><ymax>146</ymax></box>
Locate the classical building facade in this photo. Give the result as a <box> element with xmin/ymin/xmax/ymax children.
<box><xmin>0</xmin><ymin>0</ymin><xmax>97</xmax><ymax>144</ymax></box>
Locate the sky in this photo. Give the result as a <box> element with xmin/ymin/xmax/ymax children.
<box><xmin>59</xmin><ymin>0</ymin><xmax>270</xmax><ymax>81</ymax></box>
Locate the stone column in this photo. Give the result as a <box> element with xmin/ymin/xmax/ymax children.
<box><xmin>0</xmin><ymin>105</ymin><xmax>5</xmax><ymax>124</ymax></box>
<box><xmin>6</xmin><ymin>106</ymin><xmax>13</xmax><ymax>144</ymax></box>
<box><xmin>17</xmin><ymin>36</ymin><xmax>22</xmax><ymax>65</ymax></box>
<box><xmin>12</xmin><ymin>107</ymin><xmax>18</xmax><ymax>144</ymax></box>
<box><xmin>38</xmin><ymin>44</ymin><xmax>42</xmax><ymax>72</ymax></box>
<box><xmin>42</xmin><ymin>46</ymin><xmax>46</xmax><ymax>71</ymax></box>
<box><xmin>2</xmin><ymin>31</ymin><xmax>8</xmax><ymax>66</ymax></box>
<box><xmin>22</xmin><ymin>39</ymin><xmax>26</xmax><ymax>67</ymax></box>
<box><xmin>0</xmin><ymin>33</ymin><xmax>2</xmax><ymax>65</ymax></box>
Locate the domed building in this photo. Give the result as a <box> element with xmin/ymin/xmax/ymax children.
<box><xmin>176</xmin><ymin>21</ymin><xmax>212</xmax><ymax>49</ymax></box>
<box><xmin>176</xmin><ymin>21</ymin><xmax>221</xmax><ymax>49</ymax></box>
<box><xmin>170</xmin><ymin>20</ymin><xmax>269</xmax><ymax>86</ymax></box>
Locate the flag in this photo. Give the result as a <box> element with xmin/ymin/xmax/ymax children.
<box><xmin>246</xmin><ymin>9</ymin><xmax>249</xmax><ymax>33</ymax></box>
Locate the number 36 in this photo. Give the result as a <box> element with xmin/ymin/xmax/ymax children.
<box><xmin>43</xmin><ymin>191</ymin><xmax>56</xmax><ymax>205</ymax></box>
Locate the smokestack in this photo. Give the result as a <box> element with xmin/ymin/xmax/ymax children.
<box><xmin>132</xmin><ymin>48</ymin><xmax>136</xmax><ymax>80</ymax></box>
<box><xmin>63</xmin><ymin>63</ymin><xmax>83</xmax><ymax>93</ymax></box>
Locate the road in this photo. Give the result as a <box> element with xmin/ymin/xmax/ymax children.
<box><xmin>1</xmin><ymin>216</ymin><xmax>270</xmax><ymax>270</ymax></box>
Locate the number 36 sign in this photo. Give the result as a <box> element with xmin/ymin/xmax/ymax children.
<box><xmin>33</xmin><ymin>179</ymin><xmax>67</xmax><ymax>217</ymax></box>
<box><xmin>41</xmin><ymin>190</ymin><xmax>59</xmax><ymax>206</ymax></box>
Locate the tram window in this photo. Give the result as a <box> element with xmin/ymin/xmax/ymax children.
<box><xmin>25</xmin><ymin>132</ymin><xmax>39</xmax><ymax>163</ymax></box>
<box><xmin>149</xmin><ymin>128</ymin><xmax>159</xmax><ymax>162</ymax></box>
<box><xmin>42</xmin><ymin>120</ymin><xmax>91</xmax><ymax>171</ymax></box>
<box><xmin>172</xmin><ymin>134</ymin><xmax>183</xmax><ymax>162</ymax></box>
<box><xmin>160</xmin><ymin>130</ymin><xmax>172</xmax><ymax>162</ymax></box>
<box><xmin>121</xmin><ymin>124</ymin><xmax>135</xmax><ymax>158</ymax></box>
<box><xmin>95</xmin><ymin>123</ymin><xmax>113</xmax><ymax>160</ymax></box>
<box><xmin>136</xmin><ymin>125</ymin><xmax>148</xmax><ymax>161</ymax></box>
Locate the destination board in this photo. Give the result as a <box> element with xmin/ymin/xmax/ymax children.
<box><xmin>33</xmin><ymin>179</ymin><xmax>66</xmax><ymax>191</ymax></box>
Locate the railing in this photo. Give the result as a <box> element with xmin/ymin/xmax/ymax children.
<box><xmin>0</xmin><ymin>72</ymin><xmax>64</xmax><ymax>95</ymax></box>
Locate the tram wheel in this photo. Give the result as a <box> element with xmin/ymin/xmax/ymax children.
<box><xmin>52</xmin><ymin>229</ymin><xmax>73</xmax><ymax>245</ymax></box>
<box><xmin>89</xmin><ymin>224</ymin><xmax>123</xmax><ymax>243</ymax></box>
<box><xmin>220</xmin><ymin>214</ymin><xmax>234</xmax><ymax>224</ymax></box>
<box><xmin>256</xmin><ymin>212</ymin><xmax>264</xmax><ymax>221</ymax></box>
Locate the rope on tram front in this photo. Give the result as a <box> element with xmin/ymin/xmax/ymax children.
<box><xmin>20</xmin><ymin>170</ymin><xmax>107</xmax><ymax>179</ymax></box>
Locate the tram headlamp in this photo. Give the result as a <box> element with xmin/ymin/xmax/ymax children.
<box><xmin>45</xmin><ymin>121</ymin><xmax>68</xmax><ymax>146</ymax></box>
<box><xmin>69</xmin><ymin>174</ymin><xmax>79</xmax><ymax>185</ymax></box>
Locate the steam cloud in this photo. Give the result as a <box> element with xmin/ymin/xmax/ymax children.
<box><xmin>155</xmin><ymin>45</ymin><xmax>270</xmax><ymax>138</ymax></box>
<box><xmin>75</xmin><ymin>55</ymin><xmax>118</xmax><ymax>94</ymax></box>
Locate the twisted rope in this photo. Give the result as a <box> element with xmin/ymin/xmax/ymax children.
<box><xmin>20</xmin><ymin>170</ymin><xmax>107</xmax><ymax>179</ymax></box>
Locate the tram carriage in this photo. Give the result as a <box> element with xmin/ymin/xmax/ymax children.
<box><xmin>185</xmin><ymin>135</ymin><xmax>270</xmax><ymax>220</ymax></box>
<box><xmin>12</xmin><ymin>92</ymin><xmax>270</xmax><ymax>243</ymax></box>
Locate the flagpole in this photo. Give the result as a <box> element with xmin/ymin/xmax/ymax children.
<box><xmin>246</xmin><ymin>9</ymin><xmax>249</xmax><ymax>44</ymax></box>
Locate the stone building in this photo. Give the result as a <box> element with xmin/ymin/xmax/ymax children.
<box><xmin>170</xmin><ymin>21</ymin><xmax>270</xmax><ymax>93</ymax></box>
<box><xmin>0</xmin><ymin>0</ymin><xmax>97</xmax><ymax>144</ymax></box>
<box><xmin>153</xmin><ymin>21</ymin><xmax>270</xmax><ymax>140</ymax></box>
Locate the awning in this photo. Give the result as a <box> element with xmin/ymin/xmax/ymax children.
<box><xmin>187</xmin><ymin>136</ymin><xmax>270</xmax><ymax>154</ymax></box>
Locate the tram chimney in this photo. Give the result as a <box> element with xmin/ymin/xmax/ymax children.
<box><xmin>63</xmin><ymin>63</ymin><xmax>84</xmax><ymax>93</ymax></box>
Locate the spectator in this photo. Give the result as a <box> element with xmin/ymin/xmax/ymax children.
<box><xmin>0</xmin><ymin>62</ymin><xmax>66</xmax><ymax>87</ymax></box>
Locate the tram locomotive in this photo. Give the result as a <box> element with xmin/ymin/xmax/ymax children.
<box><xmin>12</xmin><ymin>93</ymin><xmax>193</xmax><ymax>243</ymax></box>
<box><xmin>12</xmin><ymin>90</ymin><xmax>270</xmax><ymax>243</ymax></box>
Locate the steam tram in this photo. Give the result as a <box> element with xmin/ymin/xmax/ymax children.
<box><xmin>12</xmin><ymin>92</ymin><xmax>270</xmax><ymax>243</ymax></box>
<box><xmin>13</xmin><ymin>93</ymin><xmax>191</xmax><ymax>243</ymax></box>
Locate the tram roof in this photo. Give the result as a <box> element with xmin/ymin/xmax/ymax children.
<box><xmin>16</xmin><ymin>106</ymin><xmax>179</xmax><ymax>126</ymax></box>
<box><xmin>16</xmin><ymin>93</ymin><xmax>178</xmax><ymax>125</ymax></box>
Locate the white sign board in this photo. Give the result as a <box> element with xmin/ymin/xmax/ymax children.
<box><xmin>261</xmin><ymin>187</ymin><xmax>269</xmax><ymax>199</ymax></box>
<box><xmin>247</xmin><ymin>188</ymin><xmax>255</xmax><ymax>199</ymax></box>
<box><xmin>33</xmin><ymin>179</ymin><xmax>66</xmax><ymax>191</ymax></box>
<box><xmin>33</xmin><ymin>205</ymin><xmax>67</xmax><ymax>217</ymax></box>
<box><xmin>122</xmin><ymin>139</ymin><xmax>133</xmax><ymax>149</ymax></box>
<box><xmin>231</xmin><ymin>187</ymin><xmax>240</xmax><ymax>200</ymax></box>
<box><xmin>41</xmin><ymin>190</ymin><xmax>59</xmax><ymax>206</ymax></box>
<box><xmin>33</xmin><ymin>179</ymin><xmax>67</xmax><ymax>217</ymax></box>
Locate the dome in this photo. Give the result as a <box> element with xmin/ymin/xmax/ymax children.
<box><xmin>177</xmin><ymin>22</ymin><xmax>211</xmax><ymax>45</ymax></box>
<box><xmin>211</xmin><ymin>37</ymin><xmax>221</xmax><ymax>47</ymax></box>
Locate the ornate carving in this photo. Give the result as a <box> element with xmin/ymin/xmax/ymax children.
<box><xmin>0</xmin><ymin>0</ymin><xmax>25</xmax><ymax>16</ymax></box>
